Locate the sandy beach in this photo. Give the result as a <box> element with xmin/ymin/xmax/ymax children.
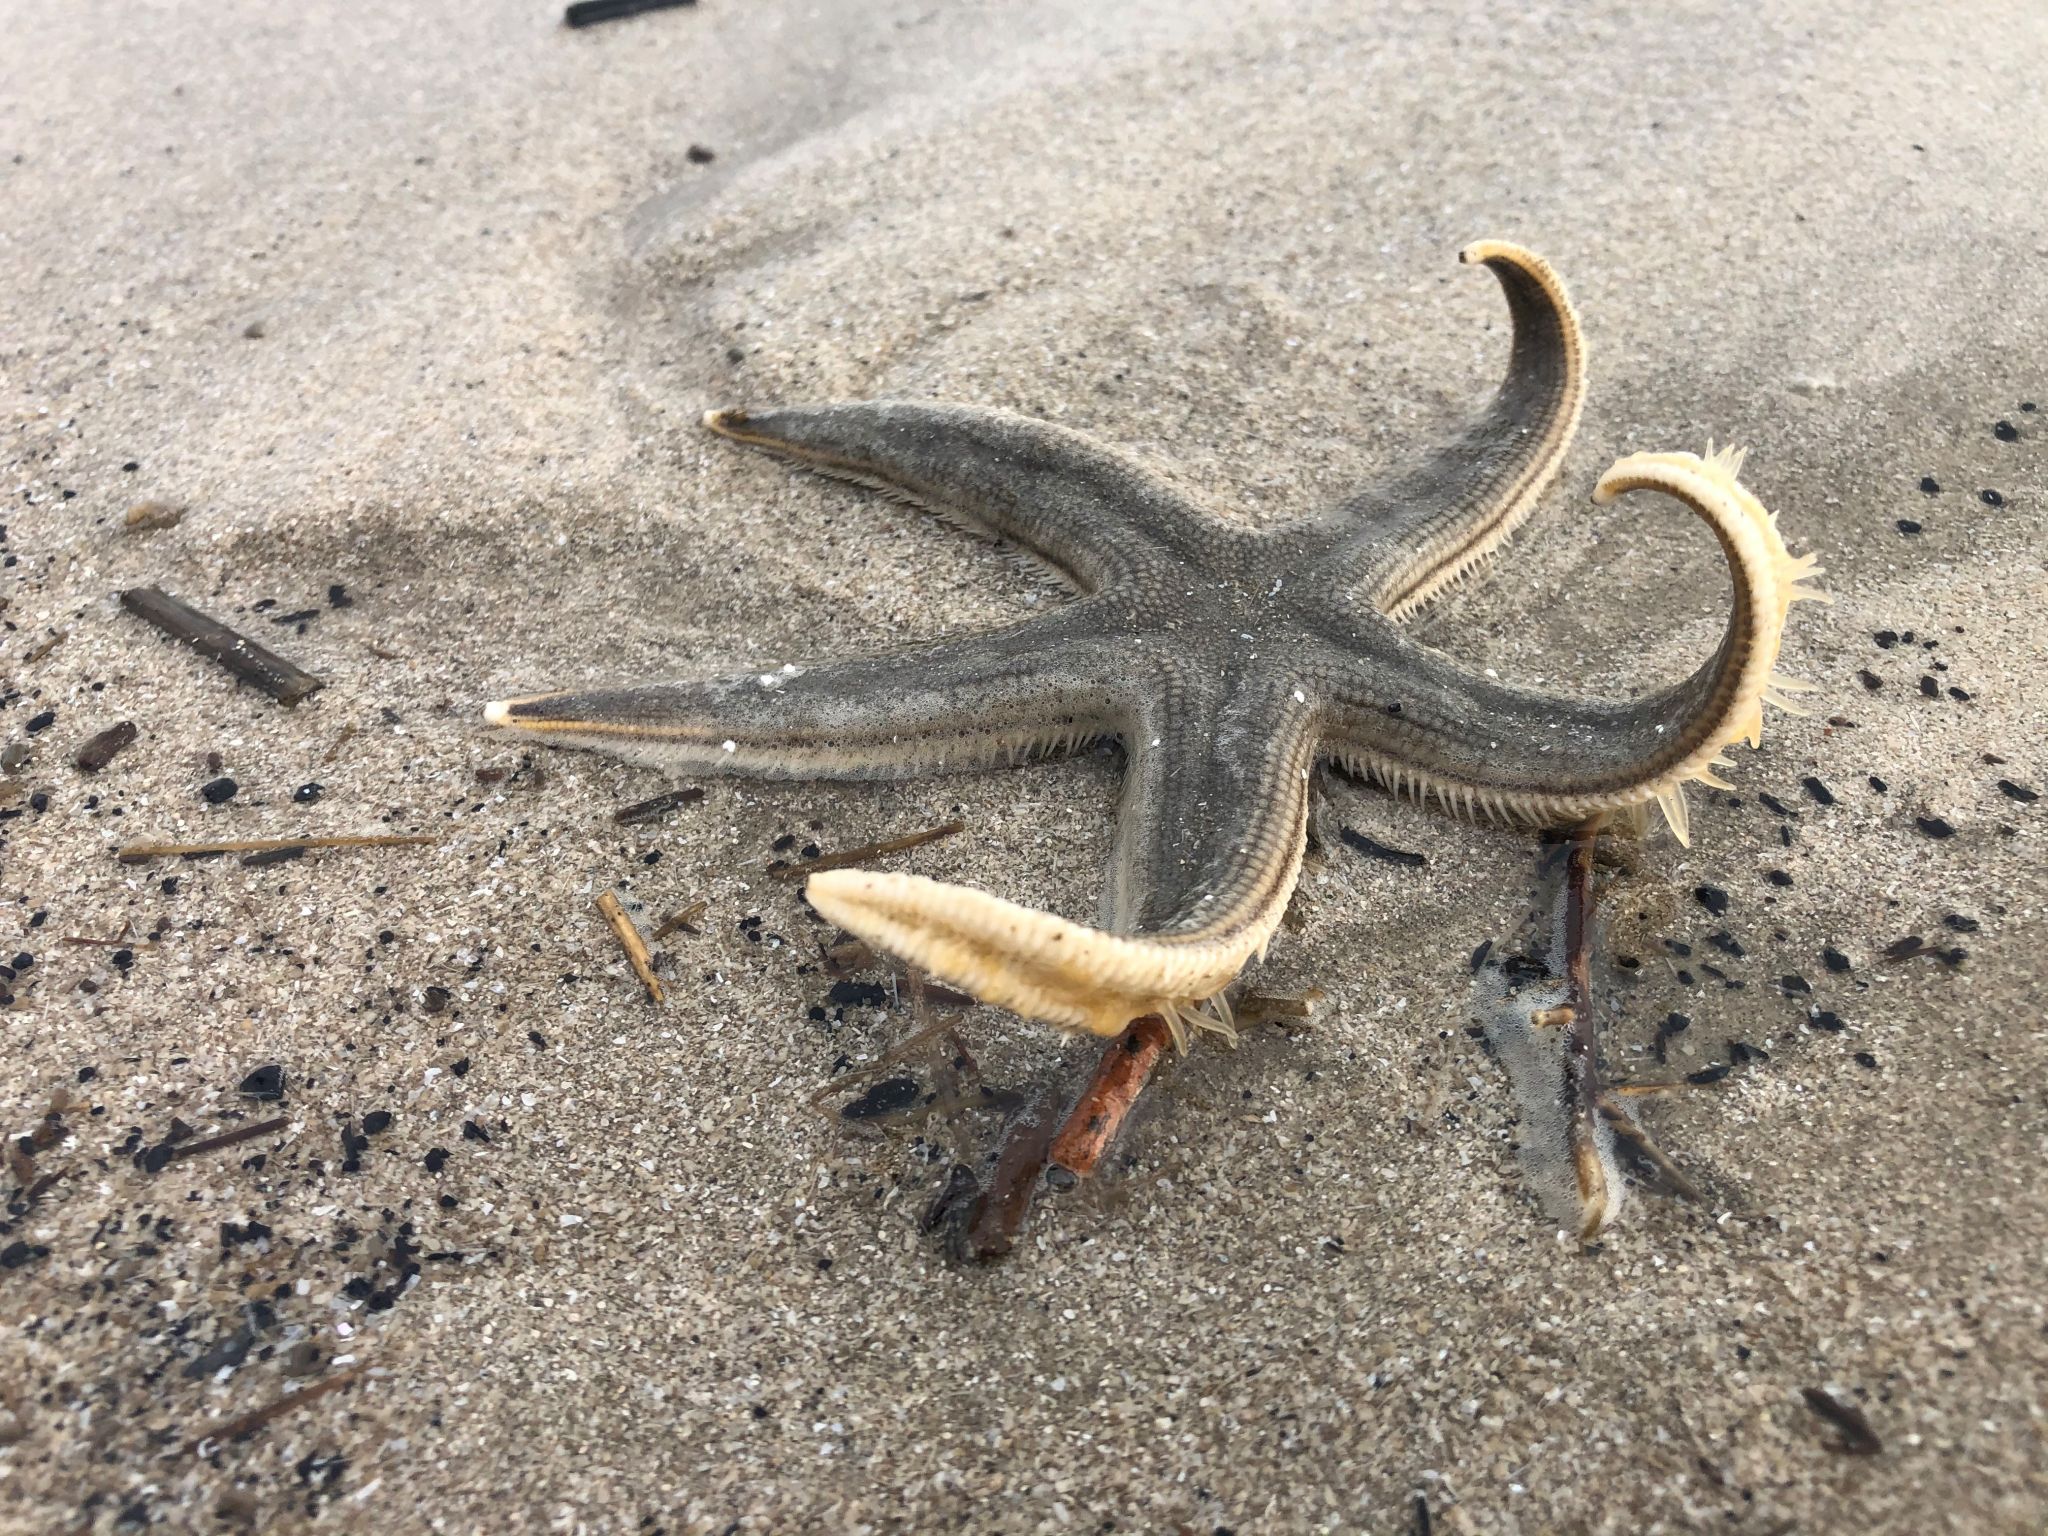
<box><xmin>4</xmin><ymin>0</ymin><xmax>2045</xmax><ymax>1530</ymax></box>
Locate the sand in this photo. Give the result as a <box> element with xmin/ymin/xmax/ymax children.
<box><xmin>4</xmin><ymin>0</ymin><xmax>2045</xmax><ymax>1530</ymax></box>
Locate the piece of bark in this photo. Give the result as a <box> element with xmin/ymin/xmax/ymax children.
<box><xmin>74</xmin><ymin>722</ymin><xmax>139</xmax><ymax>773</ymax></box>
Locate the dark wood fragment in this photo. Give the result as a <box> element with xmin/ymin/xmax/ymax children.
<box><xmin>611</xmin><ymin>786</ymin><xmax>705</xmax><ymax>825</ymax></box>
<box><xmin>119</xmin><ymin>587</ymin><xmax>325</xmax><ymax>705</ymax></box>
<box><xmin>962</xmin><ymin>1089</ymin><xmax>1063</xmax><ymax>1261</ymax></box>
<box><xmin>1801</xmin><ymin>1386</ymin><xmax>1882</xmax><ymax>1455</ymax></box>
<box><xmin>772</xmin><ymin>818</ymin><xmax>966</xmax><ymax>880</ymax></box>
<box><xmin>562</xmin><ymin>0</ymin><xmax>695</xmax><ymax>26</ymax></box>
<box><xmin>164</xmin><ymin>1117</ymin><xmax>289</xmax><ymax>1164</ymax></box>
<box><xmin>74</xmin><ymin>722</ymin><xmax>138</xmax><ymax>773</ymax></box>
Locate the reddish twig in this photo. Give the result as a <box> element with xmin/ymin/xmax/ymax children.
<box><xmin>1049</xmin><ymin>1015</ymin><xmax>1174</xmax><ymax>1178</ymax></box>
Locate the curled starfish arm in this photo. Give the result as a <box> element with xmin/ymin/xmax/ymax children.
<box><xmin>1318</xmin><ymin>447</ymin><xmax>1826</xmax><ymax>843</ymax></box>
<box><xmin>484</xmin><ymin>604</ymin><xmax>1129</xmax><ymax>778</ymax></box>
<box><xmin>1293</xmin><ymin>240</ymin><xmax>1587</xmax><ymax>619</ymax></box>
<box><xmin>704</xmin><ymin>403</ymin><xmax>1213</xmax><ymax>591</ymax></box>
<box><xmin>809</xmin><ymin>678</ymin><xmax>1317</xmax><ymax>1040</ymax></box>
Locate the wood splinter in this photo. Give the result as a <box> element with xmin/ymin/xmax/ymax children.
<box><xmin>117</xmin><ymin>834</ymin><xmax>439</xmax><ymax>865</ymax></box>
<box><xmin>188</xmin><ymin>1365</ymin><xmax>365</xmax><ymax>1455</ymax></box>
<box><xmin>595</xmin><ymin>891</ymin><xmax>665</xmax><ymax>1003</ymax></box>
<box><xmin>650</xmin><ymin>898</ymin><xmax>708</xmax><ymax>941</ymax></box>
<box><xmin>120</xmin><ymin>587</ymin><xmax>325</xmax><ymax>706</ymax></box>
<box><xmin>769</xmin><ymin>818</ymin><xmax>965</xmax><ymax>881</ymax></box>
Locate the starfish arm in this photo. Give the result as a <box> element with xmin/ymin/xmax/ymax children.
<box><xmin>806</xmin><ymin>676</ymin><xmax>1317</xmax><ymax>1039</ymax></box>
<box><xmin>704</xmin><ymin>402</ymin><xmax>1213</xmax><ymax>591</ymax></box>
<box><xmin>483</xmin><ymin>603</ymin><xmax>1130</xmax><ymax>779</ymax></box>
<box><xmin>1293</xmin><ymin>241</ymin><xmax>1587</xmax><ymax>619</ymax></box>
<box><xmin>1316</xmin><ymin>447</ymin><xmax>1826</xmax><ymax>844</ymax></box>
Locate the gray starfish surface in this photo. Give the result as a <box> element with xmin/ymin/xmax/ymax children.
<box><xmin>488</xmin><ymin>241</ymin><xmax>1824</xmax><ymax>1044</ymax></box>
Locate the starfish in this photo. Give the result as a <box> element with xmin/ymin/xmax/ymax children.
<box><xmin>486</xmin><ymin>240</ymin><xmax>1824</xmax><ymax>1046</ymax></box>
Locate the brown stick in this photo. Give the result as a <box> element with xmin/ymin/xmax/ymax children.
<box><xmin>117</xmin><ymin>834</ymin><xmax>439</xmax><ymax>864</ymax></box>
<box><xmin>1049</xmin><ymin>1015</ymin><xmax>1174</xmax><ymax>1177</ymax></box>
<box><xmin>770</xmin><ymin>818</ymin><xmax>966</xmax><ymax>880</ymax></box>
<box><xmin>188</xmin><ymin>1365</ymin><xmax>364</xmax><ymax>1453</ymax></box>
<box><xmin>650</xmin><ymin>898</ymin><xmax>708</xmax><ymax>942</ymax></box>
<box><xmin>25</xmin><ymin>629</ymin><xmax>71</xmax><ymax>664</ymax></box>
<box><xmin>120</xmin><ymin>587</ymin><xmax>325</xmax><ymax>706</ymax></box>
<box><xmin>963</xmin><ymin>1088</ymin><xmax>1063</xmax><ymax>1261</ymax></box>
<box><xmin>612</xmin><ymin>787</ymin><xmax>705</xmax><ymax>826</ymax></box>
<box><xmin>165</xmin><ymin>1116</ymin><xmax>289</xmax><ymax>1164</ymax></box>
<box><xmin>595</xmin><ymin>891</ymin><xmax>664</xmax><ymax>1003</ymax></box>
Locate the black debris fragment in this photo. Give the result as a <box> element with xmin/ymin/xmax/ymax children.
<box><xmin>1915</xmin><ymin>816</ymin><xmax>1956</xmax><ymax>839</ymax></box>
<box><xmin>1801</xmin><ymin>776</ymin><xmax>1835</xmax><ymax>807</ymax></box>
<box><xmin>840</xmin><ymin>1077</ymin><xmax>921</xmax><ymax>1121</ymax></box>
<box><xmin>200</xmin><ymin>776</ymin><xmax>239</xmax><ymax>805</ymax></box>
<box><xmin>1693</xmin><ymin>885</ymin><xmax>1730</xmax><ymax>917</ymax></box>
<box><xmin>563</xmin><ymin>0</ymin><xmax>696</xmax><ymax>27</ymax></box>
<box><xmin>1997</xmin><ymin>779</ymin><xmax>2037</xmax><ymax>803</ymax></box>
<box><xmin>238</xmin><ymin>1065</ymin><xmax>285</xmax><ymax>1101</ymax></box>
<box><xmin>827</xmin><ymin>980</ymin><xmax>890</xmax><ymax>1009</ymax></box>
<box><xmin>1339</xmin><ymin>827</ymin><xmax>1427</xmax><ymax>868</ymax></box>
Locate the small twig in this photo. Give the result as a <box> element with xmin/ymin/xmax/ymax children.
<box><xmin>60</xmin><ymin>935</ymin><xmax>152</xmax><ymax>950</ymax></box>
<box><xmin>19</xmin><ymin>1169</ymin><xmax>67</xmax><ymax>1208</ymax></box>
<box><xmin>1049</xmin><ymin>1015</ymin><xmax>1174</xmax><ymax>1178</ymax></box>
<box><xmin>963</xmin><ymin>1089</ymin><xmax>1063</xmax><ymax>1261</ymax></box>
<box><xmin>1801</xmin><ymin>1386</ymin><xmax>1883</xmax><ymax>1456</ymax></box>
<box><xmin>808</xmin><ymin>1012</ymin><xmax>961</xmax><ymax>1110</ymax></box>
<box><xmin>1559</xmin><ymin>821</ymin><xmax>1609</xmax><ymax>1240</ymax></box>
<box><xmin>120</xmin><ymin>587</ymin><xmax>324</xmax><ymax>706</ymax></box>
<box><xmin>116</xmin><ymin>834</ymin><xmax>439</xmax><ymax>864</ymax></box>
<box><xmin>563</xmin><ymin>0</ymin><xmax>695</xmax><ymax>27</ymax></box>
<box><xmin>612</xmin><ymin>787</ymin><xmax>705</xmax><ymax>826</ymax></box>
<box><xmin>595</xmin><ymin>891</ymin><xmax>664</xmax><ymax>1003</ymax></box>
<box><xmin>649</xmin><ymin>898</ymin><xmax>708</xmax><ymax>941</ymax></box>
<box><xmin>320</xmin><ymin>723</ymin><xmax>359</xmax><ymax>764</ymax></box>
<box><xmin>188</xmin><ymin>1365</ymin><xmax>365</xmax><ymax>1454</ymax></box>
<box><xmin>1597</xmin><ymin>1101</ymin><xmax>1703</xmax><ymax>1199</ymax></box>
<box><xmin>770</xmin><ymin>818</ymin><xmax>966</xmax><ymax>880</ymax></box>
<box><xmin>165</xmin><ymin>1116</ymin><xmax>289</xmax><ymax>1164</ymax></box>
<box><xmin>24</xmin><ymin>629</ymin><xmax>70</xmax><ymax>664</ymax></box>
